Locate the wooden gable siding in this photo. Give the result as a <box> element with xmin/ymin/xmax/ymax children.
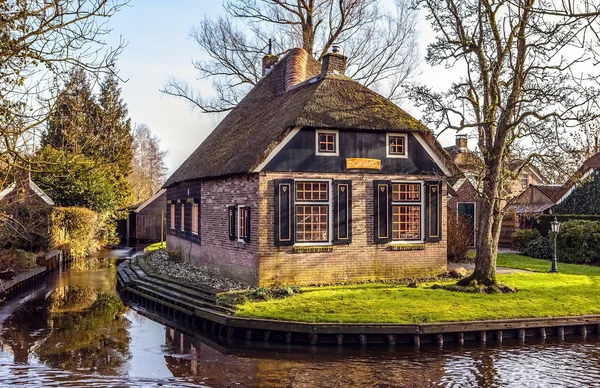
<box><xmin>264</xmin><ymin>130</ymin><xmax>443</xmax><ymax>175</ymax></box>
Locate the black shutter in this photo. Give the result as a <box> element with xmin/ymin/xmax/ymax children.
<box><xmin>425</xmin><ymin>181</ymin><xmax>442</xmax><ymax>242</ymax></box>
<box><xmin>274</xmin><ymin>179</ymin><xmax>294</xmax><ymax>246</ymax></box>
<box><xmin>244</xmin><ymin>206</ymin><xmax>251</xmax><ymax>243</ymax></box>
<box><xmin>228</xmin><ymin>205</ymin><xmax>236</xmax><ymax>241</ymax></box>
<box><xmin>373</xmin><ymin>180</ymin><xmax>392</xmax><ymax>244</ymax></box>
<box><xmin>333</xmin><ymin>180</ymin><xmax>352</xmax><ymax>244</ymax></box>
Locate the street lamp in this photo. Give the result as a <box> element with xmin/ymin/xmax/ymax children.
<box><xmin>550</xmin><ymin>217</ymin><xmax>561</xmax><ymax>273</ymax></box>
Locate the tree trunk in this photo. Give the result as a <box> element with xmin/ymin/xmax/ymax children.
<box><xmin>458</xmin><ymin>157</ymin><xmax>504</xmax><ymax>286</ymax></box>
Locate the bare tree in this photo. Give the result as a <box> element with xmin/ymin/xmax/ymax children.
<box><xmin>161</xmin><ymin>0</ymin><xmax>419</xmax><ymax>113</ymax></box>
<box><xmin>409</xmin><ymin>0</ymin><xmax>600</xmax><ymax>287</ymax></box>
<box><xmin>129</xmin><ymin>124</ymin><xmax>168</xmax><ymax>203</ymax></box>
<box><xmin>0</xmin><ymin>0</ymin><xmax>127</xmax><ymax>178</ymax></box>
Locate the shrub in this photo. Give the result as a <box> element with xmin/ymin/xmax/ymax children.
<box><xmin>556</xmin><ymin>220</ymin><xmax>600</xmax><ymax>263</ymax></box>
<box><xmin>447</xmin><ymin>208</ymin><xmax>473</xmax><ymax>261</ymax></box>
<box><xmin>0</xmin><ymin>249</ymin><xmax>37</xmax><ymax>274</ymax></box>
<box><xmin>512</xmin><ymin>229</ymin><xmax>540</xmax><ymax>251</ymax></box>
<box><xmin>522</xmin><ymin>236</ymin><xmax>554</xmax><ymax>260</ymax></box>
<box><xmin>50</xmin><ymin>207</ymin><xmax>98</xmax><ymax>259</ymax></box>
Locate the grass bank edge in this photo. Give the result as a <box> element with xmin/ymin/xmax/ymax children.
<box><xmin>230</xmin><ymin>254</ymin><xmax>600</xmax><ymax>324</ymax></box>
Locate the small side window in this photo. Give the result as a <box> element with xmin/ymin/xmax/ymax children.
<box><xmin>386</xmin><ymin>133</ymin><xmax>408</xmax><ymax>158</ymax></box>
<box><xmin>316</xmin><ymin>130</ymin><xmax>339</xmax><ymax>156</ymax></box>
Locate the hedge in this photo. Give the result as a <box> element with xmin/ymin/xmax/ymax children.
<box><xmin>553</xmin><ymin>171</ymin><xmax>600</xmax><ymax>215</ymax></box>
<box><xmin>532</xmin><ymin>214</ymin><xmax>600</xmax><ymax>237</ymax></box>
<box><xmin>50</xmin><ymin>207</ymin><xmax>99</xmax><ymax>260</ymax></box>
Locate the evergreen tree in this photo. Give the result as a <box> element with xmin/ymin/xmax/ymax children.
<box><xmin>43</xmin><ymin>68</ymin><xmax>100</xmax><ymax>154</ymax></box>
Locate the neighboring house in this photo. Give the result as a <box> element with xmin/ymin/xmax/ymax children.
<box><xmin>0</xmin><ymin>176</ymin><xmax>55</xmax><ymax>249</ymax></box>
<box><xmin>510</xmin><ymin>184</ymin><xmax>562</xmax><ymax>229</ymax></box>
<box><xmin>444</xmin><ymin>135</ymin><xmax>550</xmax><ymax>246</ymax></box>
<box><xmin>117</xmin><ymin>189</ymin><xmax>166</xmax><ymax>243</ymax></box>
<box><xmin>552</xmin><ymin>152</ymin><xmax>600</xmax><ymax>214</ymax></box>
<box><xmin>0</xmin><ymin>177</ymin><xmax>55</xmax><ymax>208</ymax></box>
<box><xmin>163</xmin><ymin>47</ymin><xmax>460</xmax><ymax>287</ymax></box>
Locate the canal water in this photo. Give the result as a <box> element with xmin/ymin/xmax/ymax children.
<box><xmin>1</xmin><ymin>249</ymin><xmax>600</xmax><ymax>387</ymax></box>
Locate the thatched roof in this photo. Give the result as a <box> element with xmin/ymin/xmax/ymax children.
<box><xmin>165</xmin><ymin>48</ymin><xmax>457</xmax><ymax>187</ymax></box>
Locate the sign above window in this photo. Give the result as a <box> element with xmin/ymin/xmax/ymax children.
<box><xmin>345</xmin><ymin>158</ymin><xmax>381</xmax><ymax>170</ymax></box>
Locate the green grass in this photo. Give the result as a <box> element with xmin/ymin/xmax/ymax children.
<box><xmin>235</xmin><ymin>254</ymin><xmax>600</xmax><ymax>324</ymax></box>
<box><xmin>144</xmin><ymin>241</ymin><xmax>166</xmax><ymax>253</ymax></box>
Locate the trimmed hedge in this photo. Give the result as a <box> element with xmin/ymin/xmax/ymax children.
<box><xmin>553</xmin><ymin>171</ymin><xmax>600</xmax><ymax>215</ymax></box>
<box><xmin>512</xmin><ymin>229</ymin><xmax>540</xmax><ymax>250</ymax></box>
<box><xmin>532</xmin><ymin>214</ymin><xmax>600</xmax><ymax>237</ymax></box>
<box><xmin>556</xmin><ymin>220</ymin><xmax>600</xmax><ymax>263</ymax></box>
<box><xmin>522</xmin><ymin>236</ymin><xmax>554</xmax><ymax>260</ymax></box>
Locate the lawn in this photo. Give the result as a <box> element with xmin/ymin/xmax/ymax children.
<box><xmin>234</xmin><ymin>254</ymin><xmax>600</xmax><ymax>324</ymax></box>
<box><xmin>144</xmin><ymin>241</ymin><xmax>166</xmax><ymax>253</ymax></box>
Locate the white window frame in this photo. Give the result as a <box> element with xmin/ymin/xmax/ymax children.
<box><xmin>237</xmin><ymin>205</ymin><xmax>248</xmax><ymax>243</ymax></box>
<box><xmin>294</xmin><ymin>179</ymin><xmax>333</xmax><ymax>246</ymax></box>
<box><xmin>180</xmin><ymin>203</ymin><xmax>185</xmax><ymax>232</ymax></box>
<box><xmin>191</xmin><ymin>203</ymin><xmax>199</xmax><ymax>235</ymax></box>
<box><xmin>386</xmin><ymin>133</ymin><xmax>408</xmax><ymax>159</ymax></box>
<box><xmin>170</xmin><ymin>204</ymin><xmax>175</xmax><ymax>229</ymax></box>
<box><xmin>391</xmin><ymin>181</ymin><xmax>424</xmax><ymax>243</ymax></box>
<box><xmin>315</xmin><ymin>129</ymin><xmax>339</xmax><ymax>156</ymax></box>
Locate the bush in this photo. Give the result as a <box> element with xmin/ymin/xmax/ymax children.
<box><xmin>0</xmin><ymin>249</ymin><xmax>37</xmax><ymax>274</ymax></box>
<box><xmin>447</xmin><ymin>208</ymin><xmax>473</xmax><ymax>261</ymax></box>
<box><xmin>512</xmin><ymin>229</ymin><xmax>540</xmax><ymax>251</ymax></box>
<box><xmin>50</xmin><ymin>207</ymin><xmax>99</xmax><ymax>259</ymax></box>
<box><xmin>556</xmin><ymin>220</ymin><xmax>600</xmax><ymax>263</ymax></box>
<box><xmin>522</xmin><ymin>236</ymin><xmax>554</xmax><ymax>260</ymax></box>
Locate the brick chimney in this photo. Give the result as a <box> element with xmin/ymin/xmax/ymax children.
<box><xmin>456</xmin><ymin>134</ymin><xmax>468</xmax><ymax>150</ymax></box>
<box><xmin>262</xmin><ymin>39</ymin><xmax>279</xmax><ymax>76</ymax></box>
<box><xmin>321</xmin><ymin>45</ymin><xmax>347</xmax><ymax>76</ymax></box>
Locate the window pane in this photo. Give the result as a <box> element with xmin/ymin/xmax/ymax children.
<box><xmin>296</xmin><ymin>181</ymin><xmax>329</xmax><ymax>201</ymax></box>
<box><xmin>192</xmin><ymin>203</ymin><xmax>199</xmax><ymax>234</ymax></box>
<box><xmin>392</xmin><ymin>205</ymin><xmax>421</xmax><ymax>240</ymax></box>
<box><xmin>296</xmin><ymin>205</ymin><xmax>328</xmax><ymax>242</ymax></box>
<box><xmin>318</xmin><ymin>133</ymin><xmax>336</xmax><ymax>153</ymax></box>
<box><xmin>389</xmin><ymin>136</ymin><xmax>405</xmax><ymax>155</ymax></box>
<box><xmin>238</xmin><ymin>207</ymin><xmax>246</xmax><ymax>239</ymax></box>
<box><xmin>170</xmin><ymin>204</ymin><xmax>175</xmax><ymax>229</ymax></box>
<box><xmin>392</xmin><ymin>183</ymin><xmax>421</xmax><ymax>202</ymax></box>
<box><xmin>181</xmin><ymin>204</ymin><xmax>185</xmax><ymax>231</ymax></box>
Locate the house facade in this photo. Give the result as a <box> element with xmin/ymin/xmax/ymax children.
<box><xmin>164</xmin><ymin>48</ymin><xmax>459</xmax><ymax>286</ymax></box>
<box><xmin>444</xmin><ymin>135</ymin><xmax>550</xmax><ymax>246</ymax></box>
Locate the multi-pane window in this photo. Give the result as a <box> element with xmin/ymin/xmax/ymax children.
<box><xmin>392</xmin><ymin>182</ymin><xmax>422</xmax><ymax>240</ymax></box>
<box><xmin>191</xmin><ymin>203</ymin><xmax>199</xmax><ymax>235</ymax></box>
<box><xmin>295</xmin><ymin>181</ymin><xmax>329</xmax><ymax>242</ymax></box>
<box><xmin>316</xmin><ymin>130</ymin><xmax>338</xmax><ymax>155</ymax></box>
<box><xmin>170</xmin><ymin>204</ymin><xmax>175</xmax><ymax>229</ymax></box>
<box><xmin>387</xmin><ymin>133</ymin><xmax>407</xmax><ymax>157</ymax></box>
<box><xmin>238</xmin><ymin>205</ymin><xmax>247</xmax><ymax>240</ymax></box>
<box><xmin>180</xmin><ymin>203</ymin><xmax>185</xmax><ymax>231</ymax></box>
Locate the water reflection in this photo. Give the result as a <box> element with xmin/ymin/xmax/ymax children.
<box><xmin>1</xmin><ymin>250</ymin><xmax>600</xmax><ymax>387</ymax></box>
<box><xmin>2</xmin><ymin>285</ymin><xmax>130</xmax><ymax>374</ymax></box>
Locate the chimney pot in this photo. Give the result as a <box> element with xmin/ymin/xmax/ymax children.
<box><xmin>456</xmin><ymin>134</ymin><xmax>468</xmax><ymax>150</ymax></box>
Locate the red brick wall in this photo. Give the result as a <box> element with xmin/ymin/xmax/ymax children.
<box><xmin>166</xmin><ymin>174</ymin><xmax>260</xmax><ymax>284</ymax></box>
<box><xmin>257</xmin><ymin>172</ymin><xmax>448</xmax><ymax>287</ymax></box>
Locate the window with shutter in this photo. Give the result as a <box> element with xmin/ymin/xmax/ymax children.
<box><xmin>274</xmin><ymin>179</ymin><xmax>294</xmax><ymax>246</ymax></box>
<box><xmin>333</xmin><ymin>180</ymin><xmax>352</xmax><ymax>244</ymax></box>
<box><xmin>425</xmin><ymin>181</ymin><xmax>442</xmax><ymax>242</ymax></box>
<box><xmin>391</xmin><ymin>182</ymin><xmax>423</xmax><ymax>241</ymax></box>
<box><xmin>373</xmin><ymin>180</ymin><xmax>392</xmax><ymax>244</ymax></box>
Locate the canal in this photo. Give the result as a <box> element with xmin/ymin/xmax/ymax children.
<box><xmin>1</xmin><ymin>249</ymin><xmax>600</xmax><ymax>387</ymax></box>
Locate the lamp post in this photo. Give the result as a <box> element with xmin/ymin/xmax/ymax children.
<box><xmin>550</xmin><ymin>217</ymin><xmax>561</xmax><ymax>273</ymax></box>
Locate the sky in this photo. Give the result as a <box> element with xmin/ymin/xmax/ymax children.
<box><xmin>104</xmin><ymin>0</ymin><xmax>459</xmax><ymax>174</ymax></box>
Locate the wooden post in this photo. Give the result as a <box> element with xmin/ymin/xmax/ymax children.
<box><xmin>309</xmin><ymin>334</ymin><xmax>318</xmax><ymax>345</ymax></box>
<box><xmin>457</xmin><ymin>332</ymin><xmax>464</xmax><ymax>345</ymax></box>
<box><xmin>359</xmin><ymin>334</ymin><xmax>367</xmax><ymax>345</ymax></box>
<box><xmin>518</xmin><ymin>329</ymin><xmax>526</xmax><ymax>342</ymax></box>
<box><xmin>557</xmin><ymin>326</ymin><xmax>565</xmax><ymax>340</ymax></box>
<box><xmin>387</xmin><ymin>334</ymin><xmax>396</xmax><ymax>346</ymax></box>
<box><xmin>336</xmin><ymin>334</ymin><xmax>344</xmax><ymax>345</ymax></box>
<box><xmin>413</xmin><ymin>335</ymin><xmax>421</xmax><ymax>348</ymax></box>
<box><xmin>495</xmin><ymin>330</ymin><xmax>503</xmax><ymax>342</ymax></box>
<box><xmin>435</xmin><ymin>334</ymin><xmax>444</xmax><ymax>346</ymax></box>
<box><xmin>245</xmin><ymin>329</ymin><xmax>253</xmax><ymax>340</ymax></box>
<box><xmin>286</xmin><ymin>332</ymin><xmax>293</xmax><ymax>343</ymax></box>
<box><xmin>580</xmin><ymin>325</ymin><xmax>587</xmax><ymax>339</ymax></box>
<box><xmin>263</xmin><ymin>331</ymin><xmax>271</xmax><ymax>342</ymax></box>
<box><xmin>480</xmin><ymin>331</ymin><xmax>487</xmax><ymax>344</ymax></box>
<box><xmin>539</xmin><ymin>327</ymin><xmax>546</xmax><ymax>339</ymax></box>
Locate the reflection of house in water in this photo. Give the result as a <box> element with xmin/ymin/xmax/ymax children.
<box><xmin>163</xmin><ymin>327</ymin><xmax>448</xmax><ymax>387</ymax></box>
